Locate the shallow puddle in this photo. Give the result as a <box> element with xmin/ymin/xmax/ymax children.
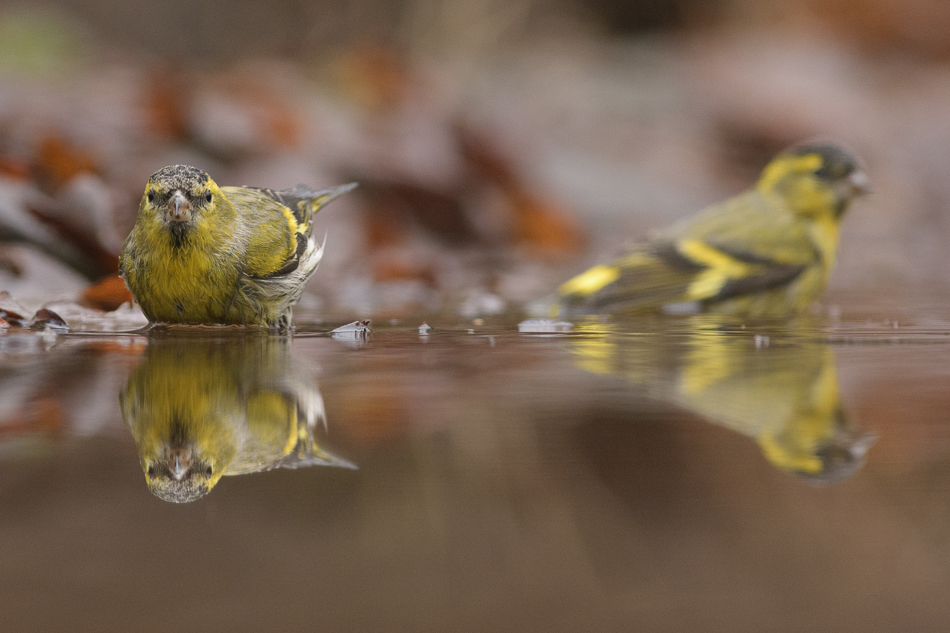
<box><xmin>3</xmin><ymin>303</ymin><xmax>950</xmax><ymax>631</ymax></box>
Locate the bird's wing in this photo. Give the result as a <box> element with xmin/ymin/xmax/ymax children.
<box><xmin>558</xmin><ymin>243</ymin><xmax>709</xmax><ymax>313</ymax></box>
<box><xmin>222</xmin><ymin>184</ymin><xmax>354</xmax><ymax>280</ymax></box>
<box><xmin>666</xmin><ymin>191</ymin><xmax>818</xmax><ymax>303</ymax></box>
<box><xmin>244</xmin><ymin>185</ymin><xmax>346</xmax><ymax>234</ymax></box>
<box><xmin>558</xmin><ymin>191</ymin><xmax>817</xmax><ymax>313</ymax></box>
<box><xmin>666</xmin><ymin>191</ymin><xmax>818</xmax><ymax>268</ymax></box>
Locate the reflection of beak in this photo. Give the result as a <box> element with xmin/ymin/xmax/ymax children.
<box><xmin>848</xmin><ymin>169</ymin><xmax>872</xmax><ymax>196</ymax></box>
<box><xmin>169</xmin><ymin>448</ymin><xmax>191</xmax><ymax>480</ymax></box>
<box><xmin>848</xmin><ymin>432</ymin><xmax>877</xmax><ymax>459</ymax></box>
<box><xmin>167</xmin><ymin>191</ymin><xmax>192</xmax><ymax>222</ymax></box>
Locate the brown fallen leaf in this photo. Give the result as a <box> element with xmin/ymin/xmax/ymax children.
<box><xmin>357</xmin><ymin>178</ymin><xmax>480</xmax><ymax>247</ymax></box>
<box><xmin>142</xmin><ymin>65</ymin><xmax>191</xmax><ymax>140</ymax></box>
<box><xmin>0</xmin><ymin>308</ymin><xmax>28</xmax><ymax>328</ymax></box>
<box><xmin>190</xmin><ymin>70</ymin><xmax>303</xmax><ymax>156</ymax></box>
<box><xmin>0</xmin><ymin>156</ymin><xmax>29</xmax><ymax>180</ymax></box>
<box><xmin>29</xmin><ymin>307</ymin><xmax>68</xmax><ymax>331</ymax></box>
<box><xmin>0</xmin><ymin>253</ymin><xmax>23</xmax><ymax>277</ymax></box>
<box><xmin>456</xmin><ymin>122</ymin><xmax>520</xmax><ymax>192</ymax></box>
<box><xmin>510</xmin><ymin>192</ymin><xmax>586</xmax><ymax>260</ymax></box>
<box><xmin>34</xmin><ymin>134</ymin><xmax>99</xmax><ymax>191</ymax></box>
<box><xmin>372</xmin><ymin>258</ymin><xmax>437</xmax><ymax>287</ymax></box>
<box><xmin>364</xmin><ymin>207</ymin><xmax>408</xmax><ymax>250</ymax></box>
<box><xmin>80</xmin><ymin>275</ymin><xmax>133</xmax><ymax>312</ymax></box>
<box><xmin>805</xmin><ymin>0</ymin><xmax>950</xmax><ymax>60</ymax></box>
<box><xmin>25</xmin><ymin>203</ymin><xmax>121</xmax><ymax>277</ymax></box>
<box><xmin>26</xmin><ymin>136</ymin><xmax>120</xmax><ymax>279</ymax></box>
<box><xmin>456</xmin><ymin>122</ymin><xmax>585</xmax><ymax>259</ymax></box>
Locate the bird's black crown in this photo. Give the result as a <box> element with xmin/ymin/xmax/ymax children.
<box><xmin>788</xmin><ymin>143</ymin><xmax>859</xmax><ymax>182</ymax></box>
<box><xmin>149</xmin><ymin>164</ymin><xmax>210</xmax><ymax>191</ymax></box>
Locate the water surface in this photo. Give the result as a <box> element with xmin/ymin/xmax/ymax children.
<box><xmin>2</xmin><ymin>304</ymin><xmax>950</xmax><ymax>632</ymax></box>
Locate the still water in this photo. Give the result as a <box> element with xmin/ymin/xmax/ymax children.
<box><xmin>2</xmin><ymin>303</ymin><xmax>950</xmax><ymax>631</ymax></box>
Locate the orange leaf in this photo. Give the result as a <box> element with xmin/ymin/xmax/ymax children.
<box><xmin>0</xmin><ymin>156</ymin><xmax>29</xmax><ymax>180</ymax></box>
<box><xmin>142</xmin><ymin>66</ymin><xmax>190</xmax><ymax>140</ymax></box>
<box><xmin>512</xmin><ymin>193</ymin><xmax>585</xmax><ymax>260</ymax></box>
<box><xmin>35</xmin><ymin>134</ymin><xmax>99</xmax><ymax>190</ymax></box>
<box><xmin>372</xmin><ymin>259</ymin><xmax>437</xmax><ymax>286</ymax></box>
<box><xmin>211</xmin><ymin>73</ymin><xmax>303</xmax><ymax>149</ymax></box>
<box><xmin>456</xmin><ymin>122</ymin><xmax>585</xmax><ymax>258</ymax></box>
<box><xmin>80</xmin><ymin>275</ymin><xmax>133</xmax><ymax>312</ymax></box>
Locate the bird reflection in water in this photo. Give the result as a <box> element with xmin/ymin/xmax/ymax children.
<box><xmin>570</xmin><ymin>318</ymin><xmax>874</xmax><ymax>483</ymax></box>
<box><xmin>120</xmin><ymin>335</ymin><xmax>355</xmax><ymax>503</ymax></box>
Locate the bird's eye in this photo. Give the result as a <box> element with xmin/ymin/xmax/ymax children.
<box><xmin>147</xmin><ymin>465</ymin><xmax>156</xmax><ymax>477</ymax></box>
<box><xmin>204</xmin><ymin>465</ymin><xmax>213</xmax><ymax>476</ymax></box>
<box><xmin>815</xmin><ymin>162</ymin><xmax>849</xmax><ymax>182</ymax></box>
<box><xmin>147</xmin><ymin>191</ymin><xmax>155</xmax><ymax>203</ymax></box>
<box><xmin>205</xmin><ymin>191</ymin><xmax>213</xmax><ymax>203</ymax></box>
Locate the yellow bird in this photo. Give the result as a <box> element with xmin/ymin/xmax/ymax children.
<box><xmin>557</xmin><ymin>143</ymin><xmax>870</xmax><ymax>318</ymax></box>
<box><xmin>120</xmin><ymin>165</ymin><xmax>355</xmax><ymax>329</ymax></box>
<box><xmin>120</xmin><ymin>336</ymin><xmax>355</xmax><ymax>503</ymax></box>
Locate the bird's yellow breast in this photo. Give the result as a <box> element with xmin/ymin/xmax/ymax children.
<box><xmin>125</xmin><ymin>218</ymin><xmax>242</xmax><ymax>323</ymax></box>
<box><xmin>808</xmin><ymin>213</ymin><xmax>840</xmax><ymax>270</ymax></box>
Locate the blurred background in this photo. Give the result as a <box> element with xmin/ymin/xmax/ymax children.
<box><xmin>0</xmin><ymin>0</ymin><xmax>947</xmax><ymax>319</ymax></box>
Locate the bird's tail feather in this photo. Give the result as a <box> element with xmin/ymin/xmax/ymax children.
<box><xmin>558</xmin><ymin>245</ymin><xmax>698</xmax><ymax>315</ymax></box>
<box><xmin>302</xmin><ymin>182</ymin><xmax>358</xmax><ymax>211</ymax></box>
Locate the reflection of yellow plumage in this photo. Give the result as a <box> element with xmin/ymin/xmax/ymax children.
<box><xmin>557</xmin><ymin>144</ymin><xmax>869</xmax><ymax>318</ymax></box>
<box><xmin>570</xmin><ymin>319</ymin><xmax>873</xmax><ymax>483</ymax></box>
<box><xmin>120</xmin><ymin>336</ymin><xmax>355</xmax><ymax>503</ymax></box>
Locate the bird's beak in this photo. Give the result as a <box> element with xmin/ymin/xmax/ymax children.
<box><xmin>167</xmin><ymin>190</ymin><xmax>192</xmax><ymax>222</ymax></box>
<box><xmin>847</xmin><ymin>169</ymin><xmax>872</xmax><ymax>196</ymax></box>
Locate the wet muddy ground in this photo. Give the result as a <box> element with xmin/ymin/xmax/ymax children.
<box><xmin>2</xmin><ymin>297</ymin><xmax>950</xmax><ymax>632</ymax></box>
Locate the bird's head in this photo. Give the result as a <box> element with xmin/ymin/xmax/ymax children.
<box><xmin>140</xmin><ymin>423</ymin><xmax>234</xmax><ymax>503</ymax></box>
<box><xmin>798</xmin><ymin>429</ymin><xmax>877</xmax><ymax>485</ymax></box>
<box><xmin>788</xmin><ymin>411</ymin><xmax>877</xmax><ymax>486</ymax></box>
<box><xmin>757</xmin><ymin>143</ymin><xmax>870</xmax><ymax>218</ymax></box>
<box><xmin>759</xmin><ymin>403</ymin><xmax>876</xmax><ymax>485</ymax></box>
<box><xmin>140</xmin><ymin>165</ymin><xmax>227</xmax><ymax>242</ymax></box>
<box><xmin>143</xmin><ymin>443</ymin><xmax>214</xmax><ymax>503</ymax></box>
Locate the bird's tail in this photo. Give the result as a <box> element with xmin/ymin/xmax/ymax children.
<box><xmin>304</xmin><ymin>182</ymin><xmax>359</xmax><ymax>212</ymax></box>
<box><xmin>278</xmin><ymin>182</ymin><xmax>358</xmax><ymax>237</ymax></box>
<box><xmin>557</xmin><ymin>244</ymin><xmax>699</xmax><ymax>316</ymax></box>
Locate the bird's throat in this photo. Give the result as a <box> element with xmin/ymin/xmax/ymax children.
<box><xmin>168</xmin><ymin>221</ymin><xmax>192</xmax><ymax>248</ymax></box>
